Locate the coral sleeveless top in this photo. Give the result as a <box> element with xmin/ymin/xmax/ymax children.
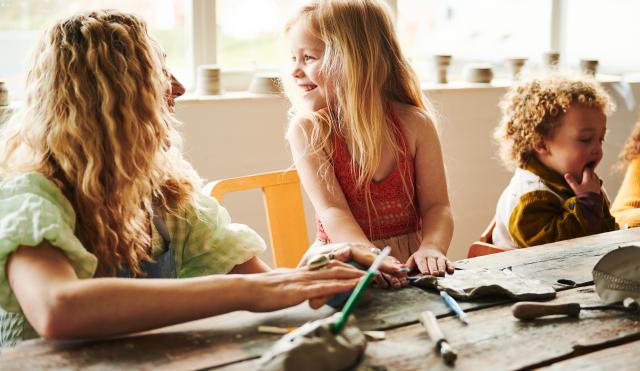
<box><xmin>316</xmin><ymin>108</ymin><xmax>420</xmax><ymax>242</ymax></box>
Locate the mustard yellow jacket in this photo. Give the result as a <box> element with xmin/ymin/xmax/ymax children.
<box><xmin>492</xmin><ymin>158</ymin><xmax>617</xmax><ymax>248</ymax></box>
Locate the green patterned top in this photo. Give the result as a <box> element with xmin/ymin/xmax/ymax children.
<box><xmin>0</xmin><ymin>172</ymin><xmax>266</xmax><ymax>347</ymax></box>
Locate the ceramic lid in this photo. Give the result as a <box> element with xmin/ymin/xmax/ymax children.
<box><xmin>592</xmin><ymin>245</ymin><xmax>640</xmax><ymax>304</ymax></box>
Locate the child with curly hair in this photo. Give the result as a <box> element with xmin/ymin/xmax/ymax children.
<box><xmin>492</xmin><ymin>75</ymin><xmax>617</xmax><ymax>248</ymax></box>
<box><xmin>611</xmin><ymin>120</ymin><xmax>640</xmax><ymax>228</ymax></box>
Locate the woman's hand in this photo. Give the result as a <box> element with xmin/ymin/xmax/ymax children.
<box><xmin>331</xmin><ymin>243</ymin><xmax>408</xmax><ymax>289</ymax></box>
<box><xmin>406</xmin><ymin>245</ymin><xmax>454</xmax><ymax>276</ymax></box>
<box><xmin>242</xmin><ymin>260</ymin><xmax>364</xmax><ymax>312</ymax></box>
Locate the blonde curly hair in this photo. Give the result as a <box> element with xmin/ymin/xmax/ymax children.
<box><xmin>617</xmin><ymin>119</ymin><xmax>640</xmax><ymax>169</ymax></box>
<box><xmin>494</xmin><ymin>74</ymin><xmax>614</xmax><ymax>170</ymax></box>
<box><xmin>0</xmin><ymin>10</ymin><xmax>200</xmax><ymax>276</ymax></box>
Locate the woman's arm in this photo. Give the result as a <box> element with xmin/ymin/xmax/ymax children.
<box><xmin>405</xmin><ymin>108</ymin><xmax>455</xmax><ymax>276</ymax></box>
<box><xmin>288</xmin><ymin>117</ymin><xmax>371</xmax><ymax>246</ymax></box>
<box><xmin>7</xmin><ymin>242</ymin><xmax>362</xmax><ymax>341</ymax></box>
<box><xmin>230</xmin><ymin>256</ymin><xmax>271</xmax><ymax>273</ymax></box>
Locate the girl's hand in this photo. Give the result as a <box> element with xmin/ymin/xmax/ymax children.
<box><xmin>331</xmin><ymin>243</ymin><xmax>409</xmax><ymax>289</ymax></box>
<box><xmin>406</xmin><ymin>246</ymin><xmax>454</xmax><ymax>276</ymax></box>
<box><xmin>565</xmin><ymin>167</ymin><xmax>601</xmax><ymax>195</ymax></box>
<box><xmin>243</xmin><ymin>260</ymin><xmax>364</xmax><ymax>312</ymax></box>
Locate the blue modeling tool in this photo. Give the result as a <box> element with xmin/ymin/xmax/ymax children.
<box><xmin>440</xmin><ymin>291</ymin><xmax>469</xmax><ymax>325</ymax></box>
<box><xmin>331</xmin><ymin>246</ymin><xmax>391</xmax><ymax>334</ymax></box>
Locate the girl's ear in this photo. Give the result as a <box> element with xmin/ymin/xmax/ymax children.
<box><xmin>533</xmin><ymin>137</ymin><xmax>549</xmax><ymax>155</ymax></box>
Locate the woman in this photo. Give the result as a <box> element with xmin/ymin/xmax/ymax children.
<box><xmin>0</xmin><ymin>10</ymin><xmax>405</xmax><ymax>347</ymax></box>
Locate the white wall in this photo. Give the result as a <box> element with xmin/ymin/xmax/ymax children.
<box><xmin>175</xmin><ymin>81</ymin><xmax>640</xmax><ymax>264</ymax></box>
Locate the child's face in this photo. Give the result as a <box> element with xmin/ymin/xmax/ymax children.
<box><xmin>536</xmin><ymin>105</ymin><xmax>606</xmax><ymax>182</ymax></box>
<box><xmin>287</xmin><ymin>20</ymin><xmax>329</xmax><ymax>112</ymax></box>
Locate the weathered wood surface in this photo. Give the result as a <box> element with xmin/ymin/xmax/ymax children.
<box><xmin>456</xmin><ymin>228</ymin><xmax>640</xmax><ymax>288</ymax></box>
<box><xmin>3</xmin><ymin>228</ymin><xmax>640</xmax><ymax>370</ymax></box>
<box><xmin>0</xmin><ymin>287</ymin><xmax>505</xmax><ymax>370</ymax></box>
<box><xmin>537</xmin><ymin>339</ymin><xmax>640</xmax><ymax>371</ymax></box>
<box><xmin>355</xmin><ymin>286</ymin><xmax>640</xmax><ymax>371</ymax></box>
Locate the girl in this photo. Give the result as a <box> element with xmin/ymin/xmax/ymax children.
<box><xmin>492</xmin><ymin>75</ymin><xmax>617</xmax><ymax>248</ymax></box>
<box><xmin>0</xmin><ymin>10</ymin><xmax>406</xmax><ymax>347</ymax></box>
<box><xmin>284</xmin><ymin>0</ymin><xmax>455</xmax><ymax>279</ymax></box>
<box><xmin>611</xmin><ymin>119</ymin><xmax>640</xmax><ymax>228</ymax></box>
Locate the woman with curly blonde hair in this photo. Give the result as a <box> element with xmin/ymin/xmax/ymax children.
<box><xmin>491</xmin><ymin>74</ymin><xmax>617</xmax><ymax>248</ymax></box>
<box><xmin>0</xmin><ymin>10</ymin><xmax>408</xmax><ymax>347</ymax></box>
<box><xmin>611</xmin><ymin>120</ymin><xmax>640</xmax><ymax>227</ymax></box>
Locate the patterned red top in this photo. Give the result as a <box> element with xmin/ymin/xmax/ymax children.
<box><xmin>316</xmin><ymin>108</ymin><xmax>420</xmax><ymax>242</ymax></box>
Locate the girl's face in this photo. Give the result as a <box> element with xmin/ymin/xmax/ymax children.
<box><xmin>536</xmin><ymin>105</ymin><xmax>607</xmax><ymax>182</ymax></box>
<box><xmin>287</xmin><ymin>20</ymin><xmax>329</xmax><ymax>112</ymax></box>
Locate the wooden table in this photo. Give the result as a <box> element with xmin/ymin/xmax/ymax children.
<box><xmin>2</xmin><ymin>228</ymin><xmax>640</xmax><ymax>370</ymax></box>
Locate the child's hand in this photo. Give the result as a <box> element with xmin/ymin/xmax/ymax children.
<box><xmin>406</xmin><ymin>246</ymin><xmax>454</xmax><ymax>277</ymax></box>
<box><xmin>331</xmin><ymin>243</ymin><xmax>408</xmax><ymax>289</ymax></box>
<box><xmin>565</xmin><ymin>167</ymin><xmax>601</xmax><ymax>195</ymax></box>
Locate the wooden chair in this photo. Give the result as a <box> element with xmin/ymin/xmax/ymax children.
<box><xmin>205</xmin><ymin>169</ymin><xmax>309</xmax><ymax>268</ymax></box>
<box><xmin>467</xmin><ymin>217</ymin><xmax>513</xmax><ymax>258</ymax></box>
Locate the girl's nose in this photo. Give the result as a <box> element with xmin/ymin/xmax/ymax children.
<box><xmin>291</xmin><ymin>64</ymin><xmax>304</xmax><ymax>78</ymax></box>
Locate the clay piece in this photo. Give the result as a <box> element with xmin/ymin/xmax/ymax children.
<box><xmin>411</xmin><ymin>267</ymin><xmax>556</xmax><ymax>300</ymax></box>
<box><xmin>259</xmin><ymin>313</ymin><xmax>367</xmax><ymax>371</ymax></box>
<box><xmin>593</xmin><ymin>245</ymin><xmax>640</xmax><ymax>304</ymax></box>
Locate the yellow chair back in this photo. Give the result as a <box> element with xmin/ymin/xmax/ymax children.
<box><xmin>207</xmin><ymin>170</ymin><xmax>309</xmax><ymax>268</ymax></box>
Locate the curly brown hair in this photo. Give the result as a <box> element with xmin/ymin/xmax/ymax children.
<box><xmin>618</xmin><ymin>120</ymin><xmax>640</xmax><ymax>169</ymax></box>
<box><xmin>494</xmin><ymin>74</ymin><xmax>614</xmax><ymax>170</ymax></box>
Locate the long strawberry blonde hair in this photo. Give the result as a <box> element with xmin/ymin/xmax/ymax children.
<box><xmin>283</xmin><ymin>0</ymin><xmax>433</xmax><ymax>208</ymax></box>
<box><xmin>0</xmin><ymin>10</ymin><xmax>200</xmax><ymax>276</ymax></box>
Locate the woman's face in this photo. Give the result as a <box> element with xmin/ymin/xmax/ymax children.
<box><xmin>166</xmin><ymin>74</ymin><xmax>185</xmax><ymax>112</ymax></box>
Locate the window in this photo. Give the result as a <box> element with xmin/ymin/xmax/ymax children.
<box><xmin>565</xmin><ymin>0</ymin><xmax>640</xmax><ymax>74</ymax></box>
<box><xmin>215</xmin><ymin>0</ymin><xmax>308</xmax><ymax>71</ymax></box>
<box><xmin>1</xmin><ymin>0</ymin><xmax>639</xmax><ymax>100</ymax></box>
<box><xmin>0</xmin><ymin>0</ymin><xmax>188</xmax><ymax>98</ymax></box>
<box><xmin>396</xmin><ymin>0</ymin><xmax>552</xmax><ymax>81</ymax></box>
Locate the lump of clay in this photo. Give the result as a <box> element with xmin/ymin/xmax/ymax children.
<box><xmin>259</xmin><ymin>313</ymin><xmax>367</xmax><ymax>371</ymax></box>
<box><xmin>411</xmin><ymin>267</ymin><xmax>556</xmax><ymax>300</ymax></box>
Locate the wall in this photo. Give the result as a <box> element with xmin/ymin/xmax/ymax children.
<box><xmin>173</xmin><ymin>81</ymin><xmax>640</xmax><ymax>263</ymax></box>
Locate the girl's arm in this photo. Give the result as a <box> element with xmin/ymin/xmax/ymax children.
<box><xmin>288</xmin><ymin>117</ymin><xmax>371</xmax><ymax>246</ymax></box>
<box><xmin>406</xmin><ymin>108</ymin><xmax>455</xmax><ymax>276</ymax></box>
<box><xmin>288</xmin><ymin>118</ymin><xmax>407</xmax><ymax>289</ymax></box>
<box><xmin>7</xmin><ymin>242</ymin><xmax>362</xmax><ymax>340</ymax></box>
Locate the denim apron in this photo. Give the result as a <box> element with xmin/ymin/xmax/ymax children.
<box><xmin>116</xmin><ymin>211</ymin><xmax>177</xmax><ymax>278</ymax></box>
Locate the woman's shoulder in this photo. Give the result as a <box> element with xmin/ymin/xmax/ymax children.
<box><xmin>0</xmin><ymin>172</ymin><xmax>76</xmax><ymax>224</ymax></box>
<box><xmin>1</xmin><ymin>172</ymin><xmax>65</xmax><ymax>200</ymax></box>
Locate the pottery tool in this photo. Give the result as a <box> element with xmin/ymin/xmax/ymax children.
<box><xmin>419</xmin><ymin>310</ymin><xmax>457</xmax><ymax>366</ymax></box>
<box><xmin>331</xmin><ymin>246</ymin><xmax>391</xmax><ymax>334</ymax></box>
<box><xmin>512</xmin><ymin>297</ymin><xmax>639</xmax><ymax>320</ymax></box>
<box><xmin>258</xmin><ymin>325</ymin><xmax>297</xmax><ymax>334</ymax></box>
<box><xmin>440</xmin><ymin>291</ymin><xmax>470</xmax><ymax>325</ymax></box>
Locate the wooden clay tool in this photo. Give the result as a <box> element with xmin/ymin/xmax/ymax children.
<box><xmin>419</xmin><ymin>310</ymin><xmax>457</xmax><ymax>366</ymax></box>
<box><xmin>512</xmin><ymin>298</ymin><xmax>639</xmax><ymax>320</ymax></box>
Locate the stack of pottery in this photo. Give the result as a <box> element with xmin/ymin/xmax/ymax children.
<box><xmin>196</xmin><ymin>65</ymin><xmax>222</xmax><ymax>95</ymax></box>
<box><xmin>543</xmin><ymin>52</ymin><xmax>560</xmax><ymax>70</ymax></box>
<box><xmin>465</xmin><ymin>64</ymin><xmax>493</xmax><ymax>83</ymax></box>
<box><xmin>580</xmin><ymin>59</ymin><xmax>599</xmax><ymax>76</ymax></box>
<box><xmin>0</xmin><ymin>81</ymin><xmax>8</xmax><ymax>106</ymax></box>
<box><xmin>505</xmin><ymin>58</ymin><xmax>527</xmax><ymax>80</ymax></box>
<box><xmin>434</xmin><ymin>55</ymin><xmax>452</xmax><ymax>84</ymax></box>
<box><xmin>249</xmin><ymin>73</ymin><xmax>283</xmax><ymax>94</ymax></box>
